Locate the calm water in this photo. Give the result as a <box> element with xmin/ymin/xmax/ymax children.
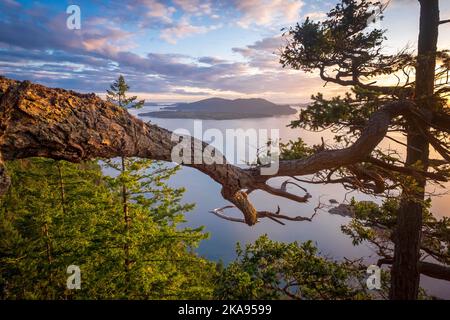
<box><xmin>129</xmin><ymin>105</ymin><xmax>450</xmax><ymax>299</ymax></box>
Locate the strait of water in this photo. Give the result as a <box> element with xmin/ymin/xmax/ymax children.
<box><xmin>128</xmin><ymin>105</ymin><xmax>450</xmax><ymax>299</ymax></box>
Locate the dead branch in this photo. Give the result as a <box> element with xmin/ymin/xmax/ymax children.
<box><xmin>367</xmin><ymin>156</ymin><xmax>448</xmax><ymax>182</ymax></box>
<box><xmin>210</xmin><ymin>201</ymin><xmax>322</xmax><ymax>226</ymax></box>
<box><xmin>0</xmin><ymin>77</ymin><xmax>417</xmax><ymax>225</ymax></box>
<box><xmin>209</xmin><ymin>206</ymin><xmax>247</xmax><ymax>224</ymax></box>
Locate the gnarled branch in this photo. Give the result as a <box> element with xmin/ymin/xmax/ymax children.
<box><xmin>0</xmin><ymin>77</ymin><xmax>417</xmax><ymax>225</ymax></box>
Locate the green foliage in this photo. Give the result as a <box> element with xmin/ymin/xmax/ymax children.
<box><xmin>280</xmin><ymin>0</ymin><xmax>413</xmax><ymax>143</ymax></box>
<box><xmin>99</xmin><ymin>158</ymin><xmax>215</xmax><ymax>299</ymax></box>
<box><xmin>289</xmin><ymin>92</ymin><xmax>380</xmax><ymax>137</ymax></box>
<box><xmin>279</xmin><ymin>138</ymin><xmax>314</xmax><ymax>160</ymax></box>
<box><xmin>277</xmin><ymin>0</ymin><xmax>450</xmax><ymax>203</ymax></box>
<box><xmin>92</xmin><ymin>73</ymin><xmax>216</xmax><ymax>299</ymax></box>
<box><xmin>281</xmin><ymin>0</ymin><xmax>387</xmax><ymax>74</ymax></box>
<box><xmin>0</xmin><ymin>159</ymin><xmax>115</xmax><ymax>299</ymax></box>
<box><xmin>214</xmin><ymin>235</ymin><xmax>372</xmax><ymax>300</ymax></box>
<box><xmin>342</xmin><ymin>197</ymin><xmax>450</xmax><ymax>266</ymax></box>
<box><xmin>0</xmin><ymin>158</ymin><xmax>216</xmax><ymax>299</ymax></box>
<box><xmin>341</xmin><ymin>198</ymin><xmax>396</xmax><ymax>246</ymax></box>
<box><xmin>106</xmin><ymin>75</ymin><xmax>144</xmax><ymax>109</ymax></box>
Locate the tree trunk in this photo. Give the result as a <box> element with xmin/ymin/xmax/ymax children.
<box><xmin>57</xmin><ymin>161</ymin><xmax>67</xmax><ymax>216</ymax></box>
<box><xmin>121</xmin><ymin>156</ymin><xmax>131</xmax><ymax>290</ymax></box>
<box><xmin>42</xmin><ymin>220</ymin><xmax>53</xmax><ymax>298</ymax></box>
<box><xmin>390</xmin><ymin>0</ymin><xmax>439</xmax><ymax>300</ymax></box>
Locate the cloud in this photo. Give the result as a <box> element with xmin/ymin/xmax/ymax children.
<box><xmin>1</xmin><ymin>0</ymin><xmax>20</xmax><ymax>7</ymax></box>
<box><xmin>246</xmin><ymin>36</ymin><xmax>285</xmax><ymax>51</ymax></box>
<box><xmin>173</xmin><ymin>0</ymin><xmax>212</xmax><ymax>15</ymax></box>
<box><xmin>160</xmin><ymin>16</ymin><xmax>221</xmax><ymax>44</ymax></box>
<box><xmin>171</xmin><ymin>88</ymin><xmax>212</xmax><ymax>96</ymax></box>
<box><xmin>139</xmin><ymin>0</ymin><xmax>176</xmax><ymax>23</ymax></box>
<box><xmin>232</xmin><ymin>35</ymin><xmax>286</xmax><ymax>70</ymax></box>
<box><xmin>0</xmin><ymin>0</ymin><xmax>333</xmax><ymax>103</ymax></box>
<box><xmin>0</xmin><ymin>47</ymin><xmax>110</xmax><ymax>68</ymax></box>
<box><xmin>303</xmin><ymin>11</ymin><xmax>326</xmax><ymax>20</ymax></box>
<box><xmin>233</xmin><ymin>0</ymin><xmax>304</xmax><ymax>28</ymax></box>
<box><xmin>0</xmin><ymin>2</ymin><xmax>243</xmax><ymax>88</ymax></box>
<box><xmin>0</xmin><ymin>3</ymin><xmax>134</xmax><ymax>58</ymax></box>
<box><xmin>197</xmin><ymin>56</ymin><xmax>228</xmax><ymax>65</ymax></box>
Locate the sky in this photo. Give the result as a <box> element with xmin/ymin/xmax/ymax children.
<box><xmin>0</xmin><ymin>0</ymin><xmax>449</xmax><ymax>103</ymax></box>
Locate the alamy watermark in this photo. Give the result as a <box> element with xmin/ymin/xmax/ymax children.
<box><xmin>66</xmin><ymin>265</ymin><xmax>81</xmax><ymax>290</ymax></box>
<box><xmin>66</xmin><ymin>5</ymin><xmax>81</xmax><ymax>30</ymax></box>
<box><xmin>366</xmin><ymin>3</ymin><xmax>383</xmax><ymax>31</ymax></box>
<box><xmin>170</xmin><ymin>121</ymin><xmax>280</xmax><ymax>175</ymax></box>
<box><xmin>366</xmin><ymin>265</ymin><xmax>381</xmax><ymax>290</ymax></box>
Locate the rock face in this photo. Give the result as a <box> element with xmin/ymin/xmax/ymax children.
<box><xmin>328</xmin><ymin>201</ymin><xmax>378</xmax><ymax>218</ymax></box>
<box><xmin>328</xmin><ymin>204</ymin><xmax>355</xmax><ymax>217</ymax></box>
<box><xmin>139</xmin><ymin>97</ymin><xmax>297</xmax><ymax>119</ymax></box>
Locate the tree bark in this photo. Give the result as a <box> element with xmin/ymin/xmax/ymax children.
<box><xmin>389</xmin><ymin>0</ymin><xmax>439</xmax><ymax>300</ymax></box>
<box><xmin>0</xmin><ymin>76</ymin><xmax>415</xmax><ymax>225</ymax></box>
<box><xmin>121</xmin><ymin>156</ymin><xmax>131</xmax><ymax>290</ymax></box>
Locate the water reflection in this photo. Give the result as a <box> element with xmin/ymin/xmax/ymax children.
<box><xmin>128</xmin><ymin>105</ymin><xmax>450</xmax><ymax>298</ymax></box>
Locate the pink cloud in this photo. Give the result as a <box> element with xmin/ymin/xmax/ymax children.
<box><xmin>234</xmin><ymin>0</ymin><xmax>304</xmax><ymax>28</ymax></box>
<box><xmin>139</xmin><ymin>0</ymin><xmax>176</xmax><ymax>23</ymax></box>
<box><xmin>160</xmin><ymin>16</ymin><xmax>221</xmax><ymax>44</ymax></box>
<box><xmin>173</xmin><ymin>0</ymin><xmax>212</xmax><ymax>15</ymax></box>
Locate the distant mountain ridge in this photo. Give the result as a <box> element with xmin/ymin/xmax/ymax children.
<box><xmin>139</xmin><ymin>97</ymin><xmax>297</xmax><ymax>120</ymax></box>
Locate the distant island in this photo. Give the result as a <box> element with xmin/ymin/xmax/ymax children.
<box><xmin>138</xmin><ymin>97</ymin><xmax>298</xmax><ymax>120</ymax></box>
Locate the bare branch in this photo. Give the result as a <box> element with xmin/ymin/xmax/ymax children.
<box><xmin>420</xmin><ymin>128</ymin><xmax>450</xmax><ymax>163</ymax></box>
<box><xmin>209</xmin><ymin>206</ymin><xmax>247</xmax><ymax>224</ymax></box>
<box><xmin>378</xmin><ymin>258</ymin><xmax>450</xmax><ymax>282</ymax></box>
<box><xmin>430</xmin><ymin>111</ymin><xmax>450</xmax><ymax>132</ymax></box>
<box><xmin>0</xmin><ymin>77</ymin><xmax>416</xmax><ymax>226</ymax></box>
<box><xmin>209</xmin><ymin>204</ymin><xmax>317</xmax><ymax>225</ymax></box>
<box><xmin>385</xmin><ymin>135</ymin><xmax>422</xmax><ymax>152</ymax></box>
<box><xmin>367</xmin><ymin>157</ymin><xmax>448</xmax><ymax>182</ymax></box>
<box><xmin>317</xmin><ymin>66</ymin><xmax>414</xmax><ymax>96</ymax></box>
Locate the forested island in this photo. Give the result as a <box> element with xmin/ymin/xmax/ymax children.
<box><xmin>139</xmin><ymin>97</ymin><xmax>297</xmax><ymax>119</ymax></box>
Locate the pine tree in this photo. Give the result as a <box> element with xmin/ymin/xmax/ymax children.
<box><xmin>91</xmin><ymin>159</ymin><xmax>214</xmax><ymax>298</ymax></box>
<box><xmin>103</xmin><ymin>75</ymin><xmax>215</xmax><ymax>298</ymax></box>
<box><xmin>0</xmin><ymin>158</ymin><xmax>116</xmax><ymax>299</ymax></box>
<box><xmin>0</xmin><ymin>76</ymin><xmax>216</xmax><ymax>299</ymax></box>
<box><xmin>106</xmin><ymin>75</ymin><xmax>144</xmax><ymax>109</ymax></box>
<box><xmin>105</xmin><ymin>75</ymin><xmax>145</xmax><ymax>291</ymax></box>
<box><xmin>279</xmin><ymin>0</ymin><xmax>449</xmax><ymax>298</ymax></box>
<box><xmin>0</xmin><ymin>158</ymin><xmax>216</xmax><ymax>299</ymax></box>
